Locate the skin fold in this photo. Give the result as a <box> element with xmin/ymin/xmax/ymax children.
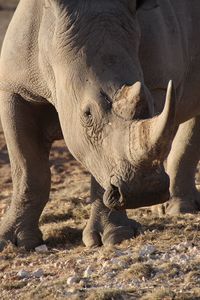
<box><xmin>0</xmin><ymin>0</ymin><xmax>200</xmax><ymax>249</ymax></box>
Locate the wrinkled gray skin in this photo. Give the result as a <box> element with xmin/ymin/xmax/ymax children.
<box><xmin>0</xmin><ymin>0</ymin><xmax>200</xmax><ymax>250</ymax></box>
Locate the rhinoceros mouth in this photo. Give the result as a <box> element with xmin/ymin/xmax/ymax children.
<box><xmin>124</xmin><ymin>189</ymin><xmax>170</xmax><ymax>209</ymax></box>
<box><xmin>103</xmin><ymin>184</ymin><xmax>126</xmax><ymax>210</ymax></box>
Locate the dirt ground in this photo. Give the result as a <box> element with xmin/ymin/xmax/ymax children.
<box><xmin>0</xmin><ymin>2</ymin><xmax>200</xmax><ymax>300</ymax></box>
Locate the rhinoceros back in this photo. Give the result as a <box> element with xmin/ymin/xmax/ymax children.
<box><xmin>0</xmin><ymin>0</ymin><xmax>50</xmax><ymax>102</ymax></box>
<box><xmin>138</xmin><ymin>0</ymin><xmax>188</xmax><ymax>91</ymax></box>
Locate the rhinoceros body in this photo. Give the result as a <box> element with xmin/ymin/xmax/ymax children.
<box><xmin>0</xmin><ymin>0</ymin><xmax>199</xmax><ymax>249</ymax></box>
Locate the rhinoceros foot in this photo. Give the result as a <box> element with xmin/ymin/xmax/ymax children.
<box><xmin>101</xmin><ymin>219</ymin><xmax>141</xmax><ymax>246</ymax></box>
<box><xmin>152</xmin><ymin>192</ymin><xmax>200</xmax><ymax>216</ymax></box>
<box><xmin>0</xmin><ymin>229</ymin><xmax>43</xmax><ymax>251</ymax></box>
<box><xmin>82</xmin><ymin>199</ymin><xmax>141</xmax><ymax>247</ymax></box>
<box><xmin>0</xmin><ymin>213</ymin><xmax>43</xmax><ymax>251</ymax></box>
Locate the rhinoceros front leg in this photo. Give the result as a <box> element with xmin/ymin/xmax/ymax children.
<box><xmin>83</xmin><ymin>177</ymin><xmax>141</xmax><ymax>247</ymax></box>
<box><xmin>158</xmin><ymin>116</ymin><xmax>200</xmax><ymax>215</ymax></box>
<box><xmin>0</xmin><ymin>92</ymin><xmax>51</xmax><ymax>250</ymax></box>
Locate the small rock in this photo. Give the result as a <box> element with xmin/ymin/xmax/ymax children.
<box><xmin>179</xmin><ymin>254</ymin><xmax>189</xmax><ymax>262</ymax></box>
<box><xmin>35</xmin><ymin>244</ymin><xmax>48</xmax><ymax>253</ymax></box>
<box><xmin>161</xmin><ymin>253</ymin><xmax>170</xmax><ymax>260</ymax></box>
<box><xmin>76</xmin><ymin>258</ymin><xmax>85</xmax><ymax>264</ymax></box>
<box><xmin>110</xmin><ymin>257</ymin><xmax>127</xmax><ymax>267</ymax></box>
<box><xmin>104</xmin><ymin>271</ymin><xmax>116</xmax><ymax>279</ymax></box>
<box><xmin>139</xmin><ymin>244</ymin><xmax>156</xmax><ymax>258</ymax></box>
<box><xmin>17</xmin><ymin>270</ymin><xmax>30</xmax><ymax>279</ymax></box>
<box><xmin>29</xmin><ymin>262</ymin><xmax>34</xmax><ymax>267</ymax></box>
<box><xmin>83</xmin><ymin>266</ymin><xmax>93</xmax><ymax>277</ymax></box>
<box><xmin>115</xmin><ymin>250</ymin><xmax>125</xmax><ymax>256</ymax></box>
<box><xmin>79</xmin><ymin>280</ymin><xmax>85</xmax><ymax>287</ymax></box>
<box><xmin>32</xmin><ymin>268</ymin><xmax>44</xmax><ymax>278</ymax></box>
<box><xmin>67</xmin><ymin>287</ymin><xmax>76</xmax><ymax>293</ymax></box>
<box><xmin>110</xmin><ymin>258</ymin><xmax>119</xmax><ymax>264</ymax></box>
<box><xmin>85</xmin><ymin>198</ymin><xmax>91</xmax><ymax>204</ymax></box>
<box><xmin>123</xmin><ymin>249</ymin><xmax>132</xmax><ymax>256</ymax></box>
<box><xmin>101</xmin><ymin>261</ymin><xmax>110</xmax><ymax>270</ymax></box>
<box><xmin>54</xmin><ymin>262</ymin><xmax>60</xmax><ymax>268</ymax></box>
<box><xmin>67</xmin><ymin>276</ymin><xmax>79</xmax><ymax>285</ymax></box>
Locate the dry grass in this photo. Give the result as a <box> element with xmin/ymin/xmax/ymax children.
<box><xmin>0</xmin><ymin>141</ymin><xmax>200</xmax><ymax>299</ymax></box>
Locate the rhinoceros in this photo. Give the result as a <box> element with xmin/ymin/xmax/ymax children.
<box><xmin>0</xmin><ymin>0</ymin><xmax>199</xmax><ymax>250</ymax></box>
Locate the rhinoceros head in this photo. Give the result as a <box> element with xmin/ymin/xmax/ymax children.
<box><xmin>41</xmin><ymin>0</ymin><xmax>175</xmax><ymax>209</ymax></box>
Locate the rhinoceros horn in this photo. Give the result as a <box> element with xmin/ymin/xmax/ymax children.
<box><xmin>129</xmin><ymin>80</ymin><xmax>176</xmax><ymax>162</ymax></box>
<box><xmin>113</xmin><ymin>81</ymin><xmax>142</xmax><ymax>120</ymax></box>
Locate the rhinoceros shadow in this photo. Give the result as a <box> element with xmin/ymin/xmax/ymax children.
<box><xmin>44</xmin><ymin>226</ymin><xmax>82</xmax><ymax>248</ymax></box>
<box><xmin>40</xmin><ymin>212</ymin><xmax>73</xmax><ymax>225</ymax></box>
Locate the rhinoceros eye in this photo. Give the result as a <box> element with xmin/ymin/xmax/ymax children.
<box><xmin>82</xmin><ymin>106</ymin><xmax>93</xmax><ymax>126</ymax></box>
<box><xmin>83</xmin><ymin>107</ymin><xmax>92</xmax><ymax>118</ymax></box>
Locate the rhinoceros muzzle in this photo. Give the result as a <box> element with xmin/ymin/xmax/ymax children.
<box><xmin>103</xmin><ymin>184</ymin><xmax>126</xmax><ymax>210</ymax></box>
<box><xmin>103</xmin><ymin>174</ymin><xmax>170</xmax><ymax>210</ymax></box>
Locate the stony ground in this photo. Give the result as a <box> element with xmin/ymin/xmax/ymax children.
<box><xmin>0</xmin><ymin>2</ymin><xmax>200</xmax><ymax>300</ymax></box>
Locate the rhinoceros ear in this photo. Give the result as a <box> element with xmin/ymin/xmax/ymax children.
<box><xmin>113</xmin><ymin>82</ymin><xmax>149</xmax><ymax>120</ymax></box>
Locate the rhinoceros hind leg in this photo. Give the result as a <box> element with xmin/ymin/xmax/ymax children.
<box><xmin>155</xmin><ymin>117</ymin><xmax>200</xmax><ymax>216</ymax></box>
<box><xmin>82</xmin><ymin>178</ymin><xmax>141</xmax><ymax>247</ymax></box>
<box><xmin>0</xmin><ymin>92</ymin><xmax>52</xmax><ymax>250</ymax></box>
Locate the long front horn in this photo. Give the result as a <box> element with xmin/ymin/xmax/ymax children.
<box><xmin>129</xmin><ymin>80</ymin><xmax>176</xmax><ymax>162</ymax></box>
<box><xmin>149</xmin><ymin>80</ymin><xmax>176</xmax><ymax>151</ymax></box>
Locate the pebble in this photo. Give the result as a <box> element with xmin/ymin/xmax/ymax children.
<box><xmin>101</xmin><ymin>261</ymin><xmax>110</xmax><ymax>270</ymax></box>
<box><xmin>110</xmin><ymin>257</ymin><xmax>127</xmax><ymax>267</ymax></box>
<box><xmin>85</xmin><ymin>198</ymin><xmax>91</xmax><ymax>204</ymax></box>
<box><xmin>139</xmin><ymin>244</ymin><xmax>156</xmax><ymax>258</ymax></box>
<box><xmin>32</xmin><ymin>268</ymin><xmax>44</xmax><ymax>278</ymax></box>
<box><xmin>161</xmin><ymin>253</ymin><xmax>170</xmax><ymax>260</ymax></box>
<box><xmin>110</xmin><ymin>258</ymin><xmax>119</xmax><ymax>264</ymax></box>
<box><xmin>67</xmin><ymin>287</ymin><xmax>76</xmax><ymax>293</ymax></box>
<box><xmin>123</xmin><ymin>249</ymin><xmax>132</xmax><ymax>256</ymax></box>
<box><xmin>115</xmin><ymin>250</ymin><xmax>126</xmax><ymax>256</ymax></box>
<box><xmin>83</xmin><ymin>266</ymin><xmax>93</xmax><ymax>277</ymax></box>
<box><xmin>17</xmin><ymin>270</ymin><xmax>31</xmax><ymax>279</ymax></box>
<box><xmin>79</xmin><ymin>280</ymin><xmax>85</xmax><ymax>287</ymax></box>
<box><xmin>67</xmin><ymin>276</ymin><xmax>79</xmax><ymax>285</ymax></box>
<box><xmin>103</xmin><ymin>271</ymin><xmax>116</xmax><ymax>279</ymax></box>
<box><xmin>76</xmin><ymin>258</ymin><xmax>85</xmax><ymax>264</ymax></box>
<box><xmin>35</xmin><ymin>244</ymin><xmax>48</xmax><ymax>253</ymax></box>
